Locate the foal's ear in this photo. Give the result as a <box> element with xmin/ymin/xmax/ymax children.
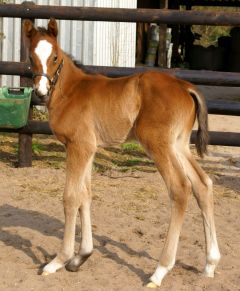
<box><xmin>48</xmin><ymin>18</ymin><xmax>58</xmax><ymax>37</ymax></box>
<box><xmin>23</xmin><ymin>19</ymin><xmax>36</xmax><ymax>38</ymax></box>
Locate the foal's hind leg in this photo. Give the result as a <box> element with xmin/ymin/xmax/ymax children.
<box><xmin>143</xmin><ymin>144</ymin><xmax>192</xmax><ymax>287</ymax></box>
<box><xmin>181</xmin><ymin>150</ymin><xmax>220</xmax><ymax>277</ymax></box>
<box><xmin>42</xmin><ymin>142</ymin><xmax>95</xmax><ymax>275</ymax></box>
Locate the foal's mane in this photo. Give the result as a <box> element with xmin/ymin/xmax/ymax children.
<box><xmin>65</xmin><ymin>53</ymin><xmax>95</xmax><ymax>75</ymax></box>
<box><xmin>37</xmin><ymin>26</ymin><xmax>51</xmax><ymax>36</ymax></box>
<box><xmin>65</xmin><ymin>53</ymin><xmax>83</xmax><ymax>68</ymax></box>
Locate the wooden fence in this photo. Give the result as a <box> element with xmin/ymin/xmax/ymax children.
<box><xmin>0</xmin><ymin>2</ymin><xmax>240</xmax><ymax>167</ymax></box>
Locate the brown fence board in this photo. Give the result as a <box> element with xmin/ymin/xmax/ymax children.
<box><xmin>1</xmin><ymin>61</ymin><xmax>240</xmax><ymax>87</ymax></box>
<box><xmin>1</xmin><ymin>121</ymin><xmax>239</xmax><ymax>147</ymax></box>
<box><xmin>1</xmin><ymin>4</ymin><xmax>240</xmax><ymax>25</ymax></box>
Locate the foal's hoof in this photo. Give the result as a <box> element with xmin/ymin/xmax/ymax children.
<box><xmin>146</xmin><ymin>282</ymin><xmax>158</xmax><ymax>288</ymax></box>
<box><xmin>65</xmin><ymin>260</ymin><xmax>79</xmax><ymax>272</ymax></box>
<box><xmin>65</xmin><ymin>253</ymin><xmax>92</xmax><ymax>272</ymax></box>
<box><xmin>42</xmin><ymin>271</ymin><xmax>50</xmax><ymax>276</ymax></box>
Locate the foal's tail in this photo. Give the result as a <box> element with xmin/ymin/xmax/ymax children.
<box><xmin>187</xmin><ymin>87</ymin><xmax>209</xmax><ymax>157</ymax></box>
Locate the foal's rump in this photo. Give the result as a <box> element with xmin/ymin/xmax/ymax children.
<box><xmin>138</xmin><ymin>71</ymin><xmax>196</xmax><ymax>119</ymax></box>
<box><xmin>136</xmin><ymin>71</ymin><xmax>208</xmax><ymax>156</ymax></box>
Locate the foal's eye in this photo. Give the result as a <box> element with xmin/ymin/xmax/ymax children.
<box><xmin>53</xmin><ymin>55</ymin><xmax>58</xmax><ymax>63</ymax></box>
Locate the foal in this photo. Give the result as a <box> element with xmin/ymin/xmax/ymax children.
<box><xmin>24</xmin><ymin>18</ymin><xmax>220</xmax><ymax>288</ymax></box>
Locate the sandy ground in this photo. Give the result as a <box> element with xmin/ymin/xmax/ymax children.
<box><xmin>0</xmin><ymin>114</ymin><xmax>239</xmax><ymax>291</ymax></box>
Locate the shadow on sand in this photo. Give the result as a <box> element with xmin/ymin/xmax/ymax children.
<box><xmin>0</xmin><ymin>204</ymin><xmax>202</xmax><ymax>283</ymax></box>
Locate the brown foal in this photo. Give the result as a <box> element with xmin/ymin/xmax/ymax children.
<box><xmin>24</xmin><ymin>18</ymin><xmax>220</xmax><ymax>288</ymax></box>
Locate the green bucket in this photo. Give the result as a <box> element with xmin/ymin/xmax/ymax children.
<box><xmin>0</xmin><ymin>87</ymin><xmax>32</xmax><ymax>128</ymax></box>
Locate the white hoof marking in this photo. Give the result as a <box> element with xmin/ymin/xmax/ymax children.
<box><xmin>146</xmin><ymin>282</ymin><xmax>158</xmax><ymax>288</ymax></box>
<box><xmin>42</xmin><ymin>260</ymin><xmax>64</xmax><ymax>274</ymax></box>
<box><xmin>150</xmin><ymin>265</ymin><xmax>169</xmax><ymax>287</ymax></box>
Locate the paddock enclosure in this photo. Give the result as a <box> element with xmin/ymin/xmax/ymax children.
<box><xmin>0</xmin><ymin>2</ymin><xmax>240</xmax><ymax>291</ymax></box>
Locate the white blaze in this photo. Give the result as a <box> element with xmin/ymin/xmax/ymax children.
<box><xmin>34</xmin><ymin>40</ymin><xmax>53</xmax><ymax>96</ymax></box>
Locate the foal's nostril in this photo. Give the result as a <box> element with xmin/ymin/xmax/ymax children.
<box><xmin>36</xmin><ymin>90</ymin><xmax>45</xmax><ymax>98</ymax></box>
<box><xmin>34</xmin><ymin>85</ymin><xmax>48</xmax><ymax>98</ymax></box>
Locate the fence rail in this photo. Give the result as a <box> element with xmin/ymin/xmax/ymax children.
<box><xmin>206</xmin><ymin>100</ymin><xmax>240</xmax><ymax>116</ymax></box>
<box><xmin>29</xmin><ymin>92</ymin><xmax>240</xmax><ymax>116</ymax></box>
<box><xmin>1</xmin><ymin>61</ymin><xmax>240</xmax><ymax>87</ymax></box>
<box><xmin>30</xmin><ymin>92</ymin><xmax>240</xmax><ymax>117</ymax></box>
<box><xmin>1</xmin><ymin>3</ymin><xmax>240</xmax><ymax>25</ymax></box>
<box><xmin>0</xmin><ymin>3</ymin><xmax>239</xmax><ymax>167</ymax></box>
<box><xmin>1</xmin><ymin>121</ymin><xmax>239</xmax><ymax>147</ymax></box>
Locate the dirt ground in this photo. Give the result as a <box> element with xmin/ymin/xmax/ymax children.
<box><xmin>0</xmin><ymin>115</ymin><xmax>240</xmax><ymax>291</ymax></box>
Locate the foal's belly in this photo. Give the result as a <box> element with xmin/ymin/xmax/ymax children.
<box><xmin>95</xmin><ymin>118</ymin><xmax>136</xmax><ymax>147</ymax></box>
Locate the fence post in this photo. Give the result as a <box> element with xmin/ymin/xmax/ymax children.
<box><xmin>18</xmin><ymin>1</ymin><xmax>34</xmax><ymax>167</ymax></box>
<box><xmin>158</xmin><ymin>0</ymin><xmax>168</xmax><ymax>67</ymax></box>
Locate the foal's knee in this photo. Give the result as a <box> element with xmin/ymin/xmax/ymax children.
<box><xmin>195</xmin><ymin>176</ymin><xmax>213</xmax><ymax>208</ymax></box>
<box><xmin>63</xmin><ymin>184</ymin><xmax>89</xmax><ymax>209</ymax></box>
<box><xmin>63</xmin><ymin>195</ymin><xmax>79</xmax><ymax>210</ymax></box>
<box><xmin>170</xmin><ymin>178</ymin><xmax>191</xmax><ymax>211</ymax></box>
<box><xmin>203</xmin><ymin>176</ymin><xmax>213</xmax><ymax>192</ymax></box>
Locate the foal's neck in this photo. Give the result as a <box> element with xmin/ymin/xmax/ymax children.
<box><xmin>50</xmin><ymin>52</ymin><xmax>85</xmax><ymax>102</ymax></box>
<box><xmin>62</xmin><ymin>52</ymin><xmax>85</xmax><ymax>82</ymax></box>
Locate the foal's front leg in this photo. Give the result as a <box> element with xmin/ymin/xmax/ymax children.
<box><xmin>66</xmin><ymin>163</ymin><xmax>94</xmax><ymax>272</ymax></box>
<box><xmin>42</xmin><ymin>142</ymin><xmax>96</xmax><ymax>275</ymax></box>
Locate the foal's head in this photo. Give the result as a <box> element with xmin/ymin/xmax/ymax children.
<box><xmin>24</xmin><ymin>18</ymin><xmax>62</xmax><ymax>100</ymax></box>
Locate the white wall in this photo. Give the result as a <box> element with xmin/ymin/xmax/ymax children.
<box><xmin>0</xmin><ymin>0</ymin><xmax>137</xmax><ymax>87</ymax></box>
<box><xmin>93</xmin><ymin>0</ymin><xmax>137</xmax><ymax>67</ymax></box>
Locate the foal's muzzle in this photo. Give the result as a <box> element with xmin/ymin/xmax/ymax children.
<box><xmin>33</xmin><ymin>76</ymin><xmax>50</xmax><ymax>103</ymax></box>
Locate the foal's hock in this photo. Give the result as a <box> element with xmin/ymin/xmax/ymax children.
<box><xmin>24</xmin><ymin>18</ymin><xmax>220</xmax><ymax>288</ymax></box>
